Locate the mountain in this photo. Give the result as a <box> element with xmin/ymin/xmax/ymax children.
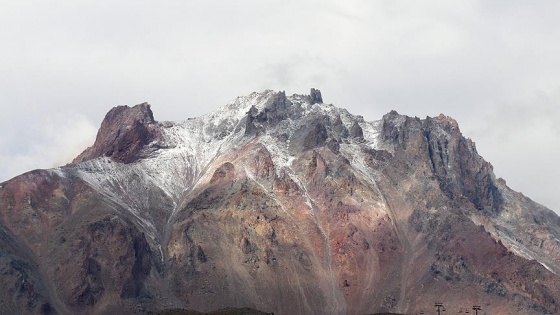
<box><xmin>0</xmin><ymin>89</ymin><xmax>559</xmax><ymax>315</ymax></box>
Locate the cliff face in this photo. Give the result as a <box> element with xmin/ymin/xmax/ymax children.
<box><xmin>0</xmin><ymin>90</ymin><xmax>559</xmax><ymax>315</ymax></box>
<box><xmin>381</xmin><ymin>112</ymin><xmax>502</xmax><ymax>213</ymax></box>
<box><xmin>72</xmin><ymin>103</ymin><xmax>162</xmax><ymax>164</ymax></box>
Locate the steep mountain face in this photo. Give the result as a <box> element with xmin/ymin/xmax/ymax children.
<box><xmin>0</xmin><ymin>90</ymin><xmax>559</xmax><ymax>315</ymax></box>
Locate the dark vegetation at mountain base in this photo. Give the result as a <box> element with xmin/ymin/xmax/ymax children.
<box><xmin>151</xmin><ymin>309</ymin><xmax>403</xmax><ymax>315</ymax></box>
<box><xmin>149</xmin><ymin>307</ymin><xmax>274</xmax><ymax>315</ymax></box>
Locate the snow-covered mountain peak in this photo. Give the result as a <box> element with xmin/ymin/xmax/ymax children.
<box><xmin>66</xmin><ymin>89</ymin><xmax>384</xmax><ymax>226</ymax></box>
<box><xmin>3</xmin><ymin>89</ymin><xmax>560</xmax><ymax>315</ymax></box>
<box><xmin>156</xmin><ymin>88</ymin><xmax>371</xmax><ymax>160</ymax></box>
<box><xmin>69</xmin><ymin>88</ymin><xmax>554</xmax><ymax>274</ymax></box>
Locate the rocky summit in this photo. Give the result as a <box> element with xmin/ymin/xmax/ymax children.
<box><xmin>0</xmin><ymin>89</ymin><xmax>559</xmax><ymax>315</ymax></box>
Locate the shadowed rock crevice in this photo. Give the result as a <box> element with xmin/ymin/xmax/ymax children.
<box><xmin>0</xmin><ymin>249</ymin><xmax>54</xmax><ymax>314</ymax></box>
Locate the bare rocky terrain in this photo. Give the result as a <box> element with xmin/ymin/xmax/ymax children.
<box><xmin>0</xmin><ymin>89</ymin><xmax>559</xmax><ymax>314</ymax></box>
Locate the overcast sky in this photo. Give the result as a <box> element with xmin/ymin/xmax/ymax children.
<box><xmin>1</xmin><ymin>1</ymin><xmax>559</xmax><ymax>213</ymax></box>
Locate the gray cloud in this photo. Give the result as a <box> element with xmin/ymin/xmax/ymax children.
<box><xmin>466</xmin><ymin>89</ymin><xmax>560</xmax><ymax>212</ymax></box>
<box><xmin>0</xmin><ymin>113</ymin><xmax>96</xmax><ymax>180</ymax></box>
<box><xmin>0</xmin><ymin>0</ymin><xmax>558</xmax><ymax>212</ymax></box>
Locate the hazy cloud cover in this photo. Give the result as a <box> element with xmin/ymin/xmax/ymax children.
<box><xmin>1</xmin><ymin>0</ymin><xmax>559</xmax><ymax>213</ymax></box>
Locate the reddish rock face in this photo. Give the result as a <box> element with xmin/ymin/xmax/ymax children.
<box><xmin>0</xmin><ymin>90</ymin><xmax>559</xmax><ymax>315</ymax></box>
<box><xmin>73</xmin><ymin>103</ymin><xmax>162</xmax><ymax>164</ymax></box>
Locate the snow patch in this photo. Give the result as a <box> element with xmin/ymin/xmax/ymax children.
<box><xmin>63</xmin><ymin>90</ymin><xmax>394</xmax><ymax>255</ymax></box>
<box><xmin>468</xmin><ymin>212</ymin><xmax>558</xmax><ymax>274</ymax></box>
<box><xmin>288</xmin><ymin>173</ymin><xmax>315</xmax><ymax>213</ymax></box>
<box><xmin>360</xmin><ymin>120</ymin><xmax>381</xmax><ymax>149</ymax></box>
<box><xmin>341</xmin><ymin>143</ymin><xmax>388</xmax><ymax>214</ymax></box>
<box><xmin>259</xmin><ymin>134</ymin><xmax>295</xmax><ymax>175</ymax></box>
<box><xmin>49</xmin><ymin>168</ymin><xmax>67</xmax><ymax>178</ymax></box>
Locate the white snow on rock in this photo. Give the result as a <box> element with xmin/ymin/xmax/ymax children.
<box><xmin>60</xmin><ymin>89</ymin><xmax>559</xmax><ymax>274</ymax></box>
<box><xmin>65</xmin><ymin>90</ymin><xmax>384</xmax><ymax>238</ymax></box>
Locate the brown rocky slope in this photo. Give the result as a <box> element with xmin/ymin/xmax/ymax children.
<box><xmin>0</xmin><ymin>90</ymin><xmax>559</xmax><ymax>314</ymax></box>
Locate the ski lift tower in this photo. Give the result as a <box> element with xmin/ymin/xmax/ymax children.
<box><xmin>435</xmin><ymin>302</ymin><xmax>445</xmax><ymax>315</ymax></box>
<box><xmin>472</xmin><ymin>305</ymin><xmax>481</xmax><ymax>315</ymax></box>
